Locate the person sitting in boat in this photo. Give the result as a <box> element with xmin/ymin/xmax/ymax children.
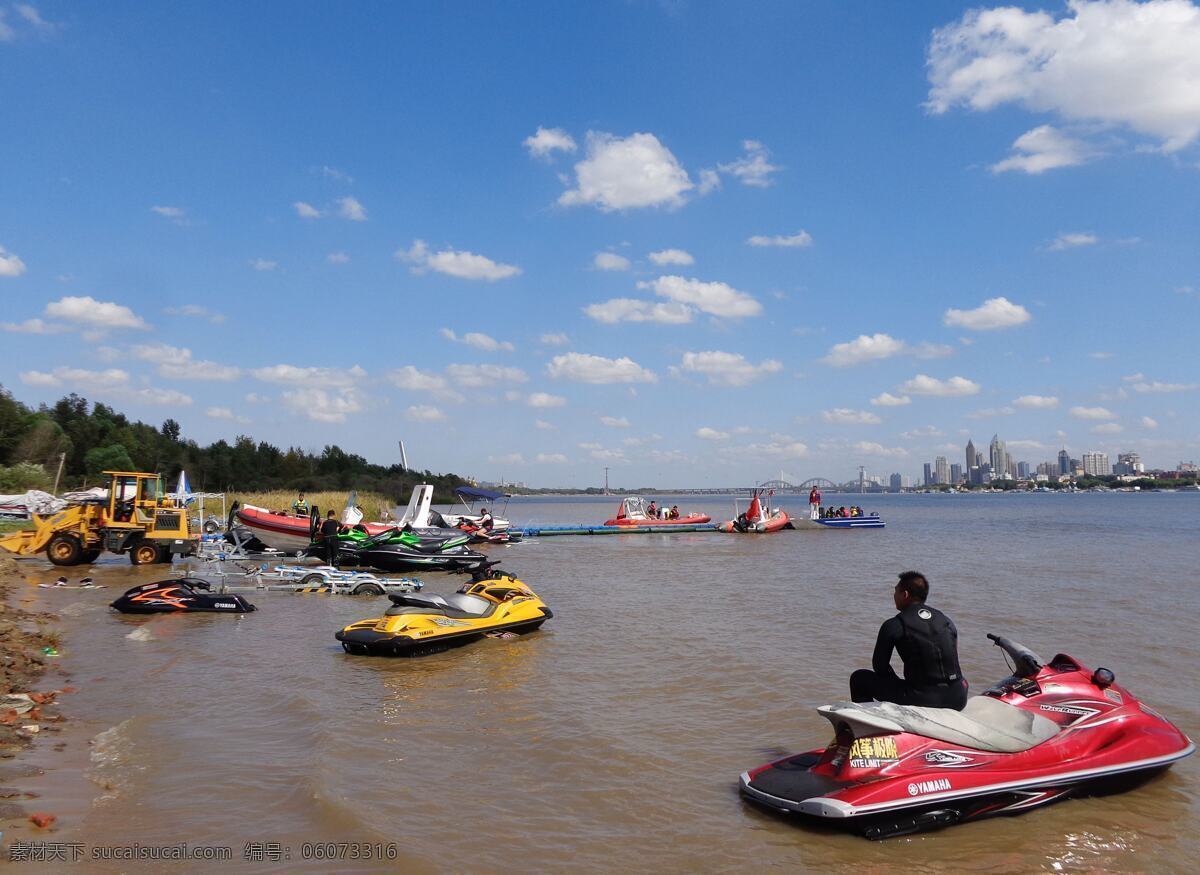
<box><xmin>477</xmin><ymin>507</ymin><xmax>494</xmax><ymax>531</ymax></box>
<box><xmin>849</xmin><ymin>571</ymin><xmax>967</xmax><ymax>710</ymax></box>
<box><xmin>646</xmin><ymin>500</ymin><xmax>658</xmax><ymax>518</ymax></box>
<box><xmin>292</xmin><ymin>491</ymin><xmax>310</xmax><ymax>516</ymax></box>
<box><xmin>669</xmin><ymin>505</ymin><xmax>680</xmax><ymax>520</ymax></box>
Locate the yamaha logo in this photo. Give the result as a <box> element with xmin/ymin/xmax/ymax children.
<box><xmin>907</xmin><ymin>778</ymin><xmax>952</xmax><ymax>796</ymax></box>
<box><xmin>918</xmin><ymin>608</ymin><xmax>932</xmax><ymax>620</ymax></box>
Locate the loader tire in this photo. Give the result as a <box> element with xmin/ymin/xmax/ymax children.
<box><xmin>80</xmin><ymin>548</ymin><xmax>103</xmax><ymax>563</ymax></box>
<box><xmin>130</xmin><ymin>541</ymin><xmax>164</xmax><ymax>565</ymax></box>
<box><xmin>47</xmin><ymin>535</ymin><xmax>84</xmax><ymax>567</ymax></box>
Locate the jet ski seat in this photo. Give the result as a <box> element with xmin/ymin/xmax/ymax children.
<box><xmin>384</xmin><ymin>591</ymin><xmax>496</xmax><ymax>619</ymax></box>
<box><xmin>818</xmin><ymin>696</ymin><xmax>1060</xmax><ymax>754</ymax></box>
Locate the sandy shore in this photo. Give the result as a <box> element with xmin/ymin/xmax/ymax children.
<box><xmin>0</xmin><ymin>555</ymin><xmax>71</xmax><ymax>829</ymax></box>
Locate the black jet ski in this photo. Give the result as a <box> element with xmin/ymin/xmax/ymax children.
<box><xmin>309</xmin><ymin>525</ymin><xmax>486</xmax><ymax>573</ymax></box>
<box><xmin>110</xmin><ymin>578</ymin><xmax>257</xmax><ymax>614</ymax></box>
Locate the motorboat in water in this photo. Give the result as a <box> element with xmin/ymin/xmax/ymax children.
<box><xmin>717</xmin><ymin>490</ymin><xmax>791</xmax><ymax>533</ymax></box>
<box><xmin>739</xmin><ymin>633</ymin><xmax>1193</xmax><ymax>838</ymax></box>
<box><xmin>436</xmin><ymin>486</ymin><xmax>514</xmax><ymax>532</ymax></box>
<box><xmin>336</xmin><ymin>561</ymin><xmax>552</xmax><ymax>656</ymax></box>
<box><xmin>233</xmin><ymin>503</ymin><xmax>392</xmax><ymax>552</ymax></box>
<box><xmin>603</xmin><ymin>496</ymin><xmax>711</xmax><ymax>527</ymax></box>
<box><xmin>110</xmin><ymin>578</ymin><xmax>256</xmax><ymax>614</ymax></box>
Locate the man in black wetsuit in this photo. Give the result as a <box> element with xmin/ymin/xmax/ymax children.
<box><xmin>849</xmin><ymin>571</ymin><xmax>968</xmax><ymax>710</ymax></box>
<box><xmin>320</xmin><ymin>510</ymin><xmax>341</xmax><ymax>567</ymax></box>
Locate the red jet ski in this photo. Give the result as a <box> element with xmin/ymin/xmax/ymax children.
<box><xmin>740</xmin><ymin>634</ymin><xmax>1193</xmax><ymax>838</ymax></box>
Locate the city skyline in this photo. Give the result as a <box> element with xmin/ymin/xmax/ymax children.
<box><xmin>2</xmin><ymin>2</ymin><xmax>1199</xmax><ymax>488</ymax></box>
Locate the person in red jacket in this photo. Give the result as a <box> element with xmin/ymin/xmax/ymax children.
<box><xmin>808</xmin><ymin>486</ymin><xmax>822</xmax><ymax>520</ymax></box>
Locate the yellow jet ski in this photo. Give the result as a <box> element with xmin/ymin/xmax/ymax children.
<box><xmin>335</xmin><ymin>562</ymin><xmax>552</xmax><ymax>656</ymax></box>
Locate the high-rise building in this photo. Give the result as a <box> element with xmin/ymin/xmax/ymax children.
<box><xmin>965</xmin><ymin>439</ymin><xmax>976</xmax><ymax>476</ymax></box>
<box><xmin>1058</xmin><ymin>448</ymin><xmax>1071</xmax><ymax>475</ymax></box>
<box><xmin>923</xmin><ymin>462</ymin><xmax>933</xmax><ymax>486</ymax></box>
<box><xmin>1037</xmin><ymin>461</ymin><xmax>1054</xmax><ymax>476</ymax></box>
<box><xmin>1017</xmin><ymin>461</ymin><xmax>1031</xmax><ymax>479</ymax></box>
<box><xmin>990</xmin><ymin>435</ymin><xmax>1006</xmax><ymax>480</ymax></box>
<box><xmin>950</xmin><ymin>463</ymin><xmax>963</xmax><ymax>484</ymax></box>
<box><xmin>1082</xmin><ymin>451</ymin><xmax>1110</xmax><ymax>477</ymax></box>
<box><xmin>935</xmin><ymin>456</ymin><xmax>949</xmax><ymax>485</ymax></box>
<box><xmin>1113</xmin><ymin>452</ymin><xmax>1144</xmax><ymax>475</ymax></box>
<box><xmin>889</xmin><ymin>472</ymin><xmax>902</xmax><ymax>492</ymax></box>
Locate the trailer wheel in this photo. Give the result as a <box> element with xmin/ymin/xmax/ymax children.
<box><xmin>130</xmin><ymin>541</ymin><xmax>163</xmax><ymax>565</ymax></box>
<box><xmin>47</xmin><ymin>534</ymin><xmax>84</xmax><ymax>567</ymax></box>
<box><xmin>352</xmin><ymin>583</ymin><xmax>385</xmax><ymax>596</ymax></box>
<box><xmin>300</xmin><ymin>573</ymin><xmax>327</xmax><ymax>587</ymax></box>
<box><xmin>203</xmin><ymin>519</ymin><xmax>221</xmax><ymax>534</ymax></box>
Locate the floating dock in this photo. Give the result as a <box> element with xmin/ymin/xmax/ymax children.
<box><xmin>518</xmin><ymin>523</ymin><xmax>720</xmax><ymax>537</ymax></box>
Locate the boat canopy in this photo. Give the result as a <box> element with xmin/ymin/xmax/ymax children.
<box><xmin>455</xmin><ymin>485</ymin><xmax>508</xmax><ymax>501</ymax></box>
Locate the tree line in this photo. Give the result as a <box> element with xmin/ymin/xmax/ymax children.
<box><xmin>0</xmin><ymin>384</ymin><xmax>468</xmax><ymax>499</ymax></box>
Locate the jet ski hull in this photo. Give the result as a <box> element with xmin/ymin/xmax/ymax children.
<box><xmin>338</xmin><ymin>610</ymin><xmax>552</xmax><ymax>656</ymax></box>
<box><xmin>111</xmin><ymin>579</ymin><xmax>257</xmax><ymax>614</ymax></box>
<box><xmin>354</xmin><ymin>546</ymin><xmax>486</xmax><ymax>573</ymax></box>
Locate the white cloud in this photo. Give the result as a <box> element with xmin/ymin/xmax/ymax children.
<box><xmin>319</xmin><ymin>165</ymin><xmax>353</xmax><ymax>183</ymax></box>
<box><xmin>899</xmin><ymin>426</ymin><xmax>945</xmax><ymax>439</ymax></box>
<box><xmin>326</xmin><ymin>251</ymin><xmax>349</xmax><ymax>264</ymax></box>
<box><xmin>969</xmin><ymin>406</ymin><xmax>1016</xmax><ymax>419</ymax></box>
<box><xmin>822</xmin><ymin>408</ymin><xmax>882</xmax><ymax>425</ymax></box>
<box><xmin>132</xmin><ymin>343</ymin><xmax>240</xmax><ymax>381</ymax></box>
<box><xmin>637</xmin><ymin>275</ymin><xmax>761</xmax><ymax>319</ymax></box>
<box><xmin>398</xmin><ymin>240</ymin><xmax>521</xmax><ymax>282</ymax></box>
<box><xmin>585</xmin><ymin>298</ymin><xmax>693</xmax><ymax>325</ymax></box>
<box><xmin>1013</xmin><ymin>394</ymin><xmax>1060</xmax><ymax>409</ymax></box>
<box><xmin>990</xmin><ymin>125</ymin><xmax>1094</xmax><ymax>174</ymax></box>
<box><xmin>1091</xmin><ymin>422</ymin><xmax>1123</xmax><ymax>435</ymax></box>
<box><xmin>1142</xmin><ymin>416</ymin><xmax>1159</xmax><ymax>429</ymax></box>
<box><xmin>2</xmin><ymin>318</ymin><xmax>66</xmax><ymax>334</ymax></box>
<box><xmin>593</xmin><ymin>252</ymin><xmax>631</xmax><ymax>271</ymax></box>
<box><xmin>527</xmin><ymin>392</ymin><xmax>566</xmax><ymax>408</ymax></box>
<box><xmin>717</xmin><ymin>140</ymin><xmax>781</xmax><ymax>187</ymax></box>
<box><xmin>386</xmin><ymin>365</ymin><xmax>448</xmax><ymax>392</ymax></box>
<box><xmin>250</xmin><ymin>258</ymin><xmax>277</xmax><ymax>272</ymax></box>
<box><xmin>558</xmin><ymin>131</ymin><xmax>693</xmax><ymax>211</ymax></box>
<box><xmin>281</xmin><ymin>388</ymin><xmax>364</xmax><ymax>423</ymax></box>
<box><xmin>293</xmin><ymin>201</ymin><xmax>321</xmax><ymax>219</ymax></box>
<box><xmin>535</xmin><ymin>452</ymin><xmax>569</xmax><ymax>464</ymax></box>
<box><xmin>871</xmin><ymin>392</ymin><xmax>912</xmax><ymax>407</ymax></box>
<box><xmin>600</xmin><ymin>415</ymin><xmax>630</xmax><ymax>428</ymax></box>
<box><xmin>900</xmin><ymin>374</ymin><xmax>981</xmax><ymax>397</ymax></box>
<box><xmin>1048</xmin><ymin>232</ymin><xmax>1098</xmax><ymax>251</ymax></box>
<box><xmin>150</xmin><ymin>205</ymin><xmax>186</xmax><ymax>222</ymax></box>
<box><xmin>547</xmin><ymin>352</ymin><xmax>657</xmax><ymax>384</ymax></box>
<box><xmin>1069</xmin><ymin>405</ymin><xmax>1117</xmax><ymax>420</ymax></box>
<box><xmin>534</xmin><ymin>419</ymin><xmax>556</xmax><ymax>430</ymax></box>
<box><xmin>523</xmin><ymin>126</ymin><xmax>577</xmax><ymax>158</ymax></box>
<box><xmin>697</xmin><ymin>168</ymin><xmax>721</xmax><ymax>194</ymax></box>
<box><xmin>206</xmin><ymin>406</ymin><xmax>249</xmax><ymax>424</ymax></box>
<box><xmin>439</xmin><ymin>328</ymin><xmax>514</xmax><ymax>352</ymax></box>
<box><xmin>337</xmin><ymin>196</ymin><xmax>367</xmax><ymax>221</ymax></box>
<box><xmin>747</xmin><ymin>230</ymin><xmax>813</xmax><ymax>248</ymax></box>
<box><xmin>648</xmin><ymin>248</ymin><xmax>694</xmax><ymax>266</ymax></box>
<box><xmin>130</xmin><ymin>387</ymin><xmax>193</xmax><ymax>406</ymax></box>
<box><xmin>928</xmin><ymin>0</ymin><xmax>1200</xmax><ymax>154</ymax></box>
<box><xmin>539</xmin><ymin>332</ymin><xmax>568</xmax><ymax>346</ymax></box>
<box><xmin>243</xmin><ymin>393</ymin><xmax>270</xmax><ymax>405</ymax></box>
<box><xmin>0</xmin><ymin>244</ymin><xmax>27</xmax><ymax>277</ymax></box>
<box><xmin>821</xmin><ymin>334</ymin><xmax>952</xmax><ymax>368</ymax></box>
<box><xmin>853</xmin><ymin>441</ymin><xmax>908</xmax><ymax>458</ymax></box>
<box><xmin>696</xmin><ymin>426</ymin><xmax>729</xmax><ymax>441</ymax></box>
<box><xmin>253</xmin><ymin>363</ymin><xmax>366</xmax><ymax>388</ymax></box>
<box><xmin>489</xmin><ymin>452</ymin><xmax>526</xmax><ymax>466</ymax></box>
<box><xmin>14</xmin><ymin>6</ymin><xmax>55</xmax><ymax>33</ymax></box>
<box><xmin>44</xmin><ymin>296</ymin><xmax>149</xmax><ymax>330</ymax></box>
<box><xmin>1131</xmin><ymin>380</ymin><xmax>1197</xmax><ymax>393</ymax></box>
<box><xmin>405</xmin><ymin>404</ymin><xmax>445</xmax><ymax>422</ymax></box>
<box><xmin>164</xmin><ymin>304</ymin><xmax>225</xmax><ymax>324</ymax></box>
<box><xmin>734</xmin><ymin>437</ymin><xmax>809</xmax><ymax>460</ymax></box>
<box><xmin>678</xmin><ymin>350</ymin><xmax>783</xmax><ymax>387</ymax></box>
<box><xmin>20</xmin><ymin>367</ymin><xmax>130</xmax><ymax>389</ymax></box>
<box><xmin>1007</xmin><ymin>439</ymin><xmax>1047</xmax><ymax>451</ymax></box>
<box><xmin>446</xmin><ymin>363</ymin><xmax>529</xmax><ymax>387</ymax></box>
<box><xmin>1089</xmin><ymin>351</ymin><xmax>1114</xmax><ymax>360</ymax></box>
<box><xmin>943</xmin><ymin>296</ymin><xmax>1031</xmax><ymax>330</ymax></box>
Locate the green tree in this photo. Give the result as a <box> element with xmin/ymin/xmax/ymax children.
<box><xmin>84</xmin><ymin>444</ymin><xmax>136</xmax><ymax>477</ymax></box>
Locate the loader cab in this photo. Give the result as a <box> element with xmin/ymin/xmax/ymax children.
<box><xmin>106</xmin><ymin>472</ymin><xmax>159</xmax><ymax>527</ymax></box>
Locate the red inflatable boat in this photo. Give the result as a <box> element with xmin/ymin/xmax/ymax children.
<box><xmin>602</xmin><ymin>497</ymin><xmax>710</xmax><ymax>527</ymax></box>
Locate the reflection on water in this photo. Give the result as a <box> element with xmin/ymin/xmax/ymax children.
<box><xmin>6</xmin><ymin>492</ymin><xmax>1199</xmax><ymax>872</ymax></box>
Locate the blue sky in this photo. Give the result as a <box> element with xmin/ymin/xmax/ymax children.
<box><xmin>2</xmin><ymin>1</ymin><xmax>1198</xmax><ymax>487</ymax></box>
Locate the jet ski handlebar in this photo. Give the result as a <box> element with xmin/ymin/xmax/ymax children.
<box><xmin>987</xmin><ymin>633</ymin><xmax>1043</xmax><ymax>678</ymax></box>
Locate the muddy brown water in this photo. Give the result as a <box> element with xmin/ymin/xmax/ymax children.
<box><xmin>4</xmin><ymin>493</ymin><xmax>1198</xmax><ymax>873</ymax></box>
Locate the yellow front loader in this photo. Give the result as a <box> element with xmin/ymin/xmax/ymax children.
<box><xmin>0</xmin><ymin>471</ymin><xmax>196</xmax><ymax>567</ymax></box>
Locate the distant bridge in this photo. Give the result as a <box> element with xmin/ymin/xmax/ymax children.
<box><xmin>758</xmin><ymin>477</ymin><xmax>843</xmax><ymax>493</ymax></box>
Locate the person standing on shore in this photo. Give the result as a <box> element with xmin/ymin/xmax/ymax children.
<box><xmin>849</xmin><ymin>571</ymin><xmax>967</xmax><ymax>710</ymax></box>
<box><xmin>808</xmin><ymin>486</ymin><xmax>821</xmax><ymax>520</ymax></box>
<box><xmin>320</xmin><ymin>510</ymin><xmax>341</xmax><ymax>567</ymax></box>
